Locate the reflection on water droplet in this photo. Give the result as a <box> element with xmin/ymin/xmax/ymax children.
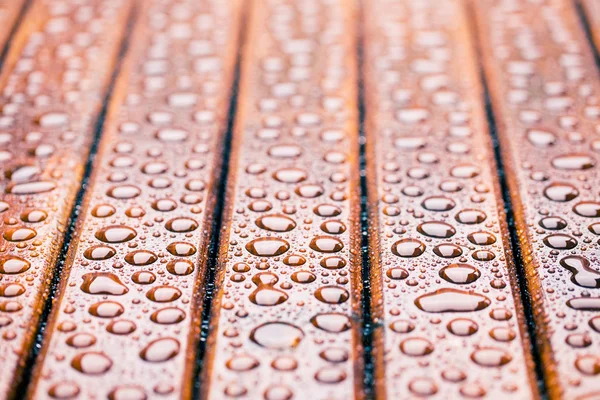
<box><xmin>250</xmin><ymin>322</ymin><xmax>304</xmax><ymax>349</ymax></box>
<box><xmin>400</xmin><ymin>337</ymin><xmax>434</xmax><ymax>356</ymax></box>
<box><xmin>146</xmin><ymin>286</ymin><xmax>181</xmax><ymax>302</ymax></box>
<box><xmin>256</xmin><ymin>214</ymin><xmax>296</xmax><ymax>232</ymax></box>
<box><xmin>551</xmin><ymin>154</ymin><xmax>595</xmax><ymax>170</ymax></box>
<box><xmin>392</xmin><ymin>238</ymin><xmax>426</xmax><ymax>257</ymax></box>
<box><xmin>447</xmin><ymin>318</ymin><xmax>478</xmax><ymax>336</ymax></box>
<box><xmin>439</xmin><ymin>264</ymin><xmax>480</xmax><ymax>284</ymax></box>
<box><xmin>315</xmin><ymin>286</ymin><xmax>349</xmax><ymax>304</ymax></box>
<box><xmin>417</xmin><ymin>221</ymin><xmax>456</xmax><ymax>238</ymax></box>
<box><xmin>543</xmin><ymin>234</ymin><xmax>577</xmax><ymax>250</ymax></box>
<box><xmin>470</xmin><ymin>348</ymin><xmax>512</xmax><ymax>367</ymax></box>
<box><xmin>560</xmin><ymin>256</ymin><xmax>600</xmax><ymax>288</ymax></box>
<box><xmin>246</xmin><ymin>238</ymin><xmax>290</xmax><ymax>256</ymax></box>
<box><xmin>433</xmin><ymin>244</ymin><xmax>462</xmax><ymax>258</ymax></box>
<box><xmin>273</xmin><ymin>168</ymin><xmax>307</xmax><ymax>183</ymax></box>
<box><xmin>573</xmin><ymin>202</ymin><xmax>600</xmax><ymax>218</ymax></box>
<box><xmin>543</xmin><ymin>183</ymin><xmax>579</xmax><ymax>202</ymax></box>
<box><xmin>125</xmin><ymin>250</ymin><xmax>157</xmax><ymax>266</ymax></box>
<box><xmin>310</xmin><ymin>313</ymin><xmax>351</xmax><ymax>332</ymax></box>
<box><xmin>3</xmin><ymin>227</ymin><xmax>36</xmax><ymax>242</ymax></box>
<box><xmin>415</xmin><ymin>289</ymin><xmax>490</xmax><ymax>312</ymax></box>
<box><xmin>71</xmin><ymin>352</ymin><xmax>112</xmax><ymax>375</ymax></box>
<box><xmin>140</xmin><ymin>338</ymin><xmax>180</xmax><ymax>362</ymax></box>
<box><xmin>165</xmin><ymin>217</ymin><xmax>198</xmax><ymax>233</ymax></box>
<box><xmin>539</xmin><ymin>216</ymin><xmax>567</xmax><ymax>230</ymax></box>
<box><xmin>89</xmin><ymin>301</ymin><xmax>124</xmax><ymax>318</ymax></box>
<box><xmin>421</xmin><ymin>196</ymin><xmax>455</xmax><ymax>211</ymax></box>
<box><xmin>0</xmin><ymin>256</ymin><xmax>30</xmax><ymax>274</ymax></box>
<box><xmin>95</xmin><ymin>226</ymin><xmax>137</xmax><ymax>243</ymax></box>
<box><xmin>309</xmin><ymin>236</ymin><xmax>344</xmax><ymax>253</ymax></box>
<box><xmin>81</xmin><ymin>273</ymin><xmax>129</xmax><ymax>295</ymax></box>
<box><xmin>567</xmin><ymin>297</ymin><xmax>600</xmax><ymax>311</ymax></box>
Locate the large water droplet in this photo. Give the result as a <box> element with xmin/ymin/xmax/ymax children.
<box><xmin>415</xmin><ymin>289</ymin><xmax>490</xmax><ymax>312</ymax></box>
<box><xmin>81</xmin><ymin>273</ymin><xmax>129</xmax><ymax>295</ymax></box>
<box><xmin>140</xmin><ymin>338</ymin><xmax>180</xmax><ymax>362</ymax></box>
<box><xmin>246</xmin><ymin>238</ymin><xmax>290</xmax><ymax>256</ymax></box>
<box><xmin>250</xmin><ymin>322</ymin><xmax>304</xmax><ymax>349</ymax></box>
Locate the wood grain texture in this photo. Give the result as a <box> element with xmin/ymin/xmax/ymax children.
<box><xmin>27</xmin><ymin>1</ymin><xmax>242</xmax><ymax>399</ymax></box>
<box><xmin>363</xmin><ymin>0</ymin><xmax>540</xmax><ymax>398</ymax></box>
<box><xmin>474</xmin><ymin>0</ymin><xmax>600</xmax><ymax>398</ymax></box>
<box><xmin>201</xmin><ymin>0</ymin><xmax>364</xmax><ymax>398</ymax></box>
<box><xmin>0</xmin><ymin>1</ymin><xmax>131</xmax><ymax>398</ymax></box>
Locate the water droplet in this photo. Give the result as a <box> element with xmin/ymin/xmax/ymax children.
<box><xmin>226</xmin><ymin>354</ymin><xmax>260</xmax><ymax>371</ymax></box>
<box><xmin>400</xmin><ymin>337</ymin><xmax>434</xmax><ymax>356</ymax></box>
<box><xmin>3</xmin><ymin>227</ymin><xmax>36</xmax><ymax>242</ymax></box>
<box><xmin>146</xmin><ymin>286</ymin><xmax>181</xmax><ymax>302</ymax></box>
<box><xmin>95</xmin><ymin>226</ymin><xmax>137</xmax><ymax>243</ymax></box>
<box><xmin>250</xmin><ymin>322</ymin><xmax>304</xmax><ymax>349</ymax></box>
<box><xmin>246</xmin><ymin>238</ymin><xmax>290</xmax><ymax>256</ymax></box>
<box><xmin>89</xmin><ymin>301</ymin><xmax>124</xmax><ymax>318</ymax></box>
<box><xmin>551</xmin><ymin>154</ymin><xmax>595</xmax><ymax>170</ymax></box>
<box><xmin>71</xmin><ymin>352</ymin><xmax>112</xmax><ymax>375</ymax></box>
<box><xmin>0</xmin><ymin>256</ymin><xmax>30</xmax><ymax>274</ymax></box>
<box><xmin>470</xmin><ymin>348</ymin><xmax>512</xmax><ymax>367</ymax></box>
<box><xmin>447</xmin><ymin>318</ymin><xmax>478</xmax><ymax>336</ymax></box>
<box><xmin>392</xmin><ymin>239</ymin><xmax>426</xmax><ymax>257</ymax></box>
<box><xmin>467</xmin><ymin>231</ymin><xmax>496</xmax><ymax>246</ymax></box>
<box><xmin>81</xmin><ymin>273</ymin><xmax>129</xmax><ymax>295</ymax></box>
<box><xmin>417</xmin><ymin>221</ymin><xmax>456</xmax><ymax>238</ymax></box>
<box><xmin>415</xmin><ymin>289</ymin><xmax>490</xmax><ymax>312</ymax></box>
<box><xmin>455</xmin><ymin>209</ymin><xmax>487</xmax><ymax>224</ymax></box>
<box><xmin>315</xmin><ymin>286</ymin><xmax>349</xmax><ymax>304</ymax></box>
<box><xmin>559</xmin><ymin>256</ymin><xmax>600</xmax><ymax>288</ymax></box>
<box><xmin>106</xmin><ymin>185</ymin><xmax>141</xmax><ymax>199</ymax></box>
<box><xmin>439</xmin><ymin>264</ymin><xmax>480</xmax><ymax>284</ymax></box>
<box><xmin>433</xmin><ymin>244</ymin><xmax>462</xmax><ymax>258</ymax></box>
<box><xmin>543</xmin><ymin>234</ymin><xmax>577</xmax><ymax>250</ymax></box>
<box><xmin>421</xmin><ymin>196</ymin><xmax>455</xmax><ymax>211</ymax></box>
<box><xmin>167</xmin><ymin>242</ymin><xmax>197</xmax><ymax>256</ymax></box>
<box><xmin>273</xmin><ymin>168</ymin><xmax>307</xmax><ymax>183</ymax></box>
<box><xmin>543</xmin><ymin>183</ymin><xmax>579</xmax><ymax>202</ymax></box>
<box><xmin>165</xmin><ymin>217</ymin><xmax>198</xmax><ymax>233</ymax></box>
<box><xmin>151</xmin><ymin>307</ymin><xmax>186</xmax><ymax>325</ymax></box>
<box><xmin>309</xmin><ymin>236</ymin><xmax>343</xmax><ymax>253</ymax></box>
<box><xmin>573</xmin><ymin>202</ymin><xmax>600</xmax><ymax>218</ymax></box>
<box><xmin>256</xmin><ymin>214</ymin><xmax>296</xmax><ymax>232</ymax></box>
<box><xmin>310</xmin><ymin>313</ymin><xmax>351</xmax><ymax>332</ymax></box>
<box><xmin>527</xmin><ymin>129</ymin><xmax>556</xmax><ymax>147</ymax></box>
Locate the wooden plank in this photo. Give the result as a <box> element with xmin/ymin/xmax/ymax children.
<box><xmin>0</xmin><ymin>0</ymin><xmax>131</xmax><ymax>398</ymax></box>
<box><xmin>0</xmin><ymin>1</ymin><xmax>25</xmax><ymax>56</ymax></box>
<box><xmin>363</xmin><ymin>0</ymin><xmax>540</xmax><ymax>398</ymax></box>
<box><xmin>474</xmin><ymin>0</ymin><xmax>600</xmax><ymax>398</ymax></box>
<box><xmin>201</xmin><ymin>0</ymin><xmax>364</xmax><ymax>398</ymax></box>
<box><xmin>27</xmin><ymin>0</ymin><xmax>242</xmax><ymax>398</ymax></box>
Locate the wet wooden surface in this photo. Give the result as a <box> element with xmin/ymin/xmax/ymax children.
<box><xmin>0</xmin><ymin>0</ymin><xmax>597</xmax><ymax>398</ymax></box>
<box><xmin>26</xmin><ymin>1</ymin><xmax>242</xmax><ymax>398</ymax></box>
<box><xmin>474</xmin><ymin>0</ymin><xmax>600</xmax><ymax>398</ymax></box>
<box><xmin>363</xmin><ymin>0</ymin><xmax>539</xmax><ymax>398</ymax></box>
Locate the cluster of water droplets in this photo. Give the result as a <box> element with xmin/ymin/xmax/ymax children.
<box><xmin>480</xmin><ymin>0</ymin><xmax>600</xmax><ymax>396</ymax></box>
<box><xmin>32</xmin><ymin>1</ymin><xmax>239</xmax><ymax>398</ymax></box>
<box><xmin>365</xmin><ymin>0</ymin><xmax>535</xmax><ymax>397</ymax></box>
<box><xmin>207</xmin><ymin>1</ymin><xmax>360</xmax><ymax>399</ymax></box>
<box><xmin>0</xmin><ymin>0</ymin><xmax>130</xmax><ymax>395</ymax></box>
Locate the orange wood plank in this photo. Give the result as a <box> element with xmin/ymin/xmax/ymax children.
<box><xmin>201</xmin><ymin>0</ymin><xmax>364</xmax><ymax>398</ymax></box>
<box><xmin>0</xmin><ymin>0</ymin><xmax>131</xmax><ymax>397</ymax></box>
<box><xmin>474</xmin><ymin>0</ymin><xmax>600</xmax><ymax>398</ymax></box>
<box><xmin>27</xmin><ymin>1</ymin><xmax>242</xmax><ymax>398</ymax></box>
